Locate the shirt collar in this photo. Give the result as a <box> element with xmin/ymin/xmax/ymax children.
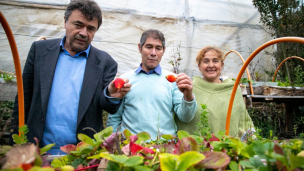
<box><xmin>135</xmin><ymin>64</ymin><xmax>162</xmax><ymax>75</ymax></box>
<box><xmin>60</xmin><ymin>36</ymin><xmax>90</xmax><ymax>58</ymax></box>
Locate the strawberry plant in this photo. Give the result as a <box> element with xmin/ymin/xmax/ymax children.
<box><xmin>1</xmin><ymin>118</ymin><xmax>304</xmax><ymax>171</ymax></box>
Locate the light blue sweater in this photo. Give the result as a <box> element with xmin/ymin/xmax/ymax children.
<box><xmin>107</xmin><ymin>68</ymin><xmax>197</xmax><ymax>140</ymax></box>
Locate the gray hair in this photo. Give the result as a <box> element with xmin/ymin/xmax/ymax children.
<box><xmin>65</xmin><ymin>0</ymin><xmax>102</xmax><ymax>29</ymax></box>
<box><xmin>140</xmin><ymin>29</ymin><xmax>165</xmax><ymax>50</ymax></box>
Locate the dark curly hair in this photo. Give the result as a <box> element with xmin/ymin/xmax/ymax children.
<box><xmin>65</xmin><ymin>0</ymin><xmax>102</xmax><ymax>29</ymax></box>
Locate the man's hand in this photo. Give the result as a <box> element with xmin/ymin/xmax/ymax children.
<box><xmin>108</xmin><ymin>78</ymin><xmax>131</xmax><ymax>98</ymax></box>
<box><xmin>176</xmin><ymin>73</ymin><xmax>194</xmax><ymax>102</ymax></box>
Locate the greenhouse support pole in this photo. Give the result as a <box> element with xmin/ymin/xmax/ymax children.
<box><xmin>0</xmin><ymin>11</ymin><xmax>25</xmax><ymax>136</ymax></box>
<box><xmin>225</xmin><ymin>37</ymin><xmax>304</xmax><ymax>135</ymax></box>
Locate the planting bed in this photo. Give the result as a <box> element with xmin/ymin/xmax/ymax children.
<box><xmin>1</xmin><ymin>127</ymin><xmax>304</xmax><ymax>171</ymax></box>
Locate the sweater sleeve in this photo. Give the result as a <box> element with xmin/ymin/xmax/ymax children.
<box><xmin>172</xmin><ymin>84</ymin><xmax>197</xmax><ymax>123</ymax></box>
<box><xmin>237</xmin><ymin>97</ymin><xmax>255</xmax><ymax>141</ymax></box>
<box><xmin>107</xmin><ymin>99</ymin><xmax>124</xmax><ymax>131</ymax></box>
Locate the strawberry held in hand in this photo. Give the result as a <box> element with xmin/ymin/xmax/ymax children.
<box><xmin>114</xmin><ymin>78</ymin><xmax>125</xmax><ymax>89</ymax></box>
<box><xmin>165</xmin><ymin>75</ymin><xmax>177</xmax><ymax>82</ymax></box>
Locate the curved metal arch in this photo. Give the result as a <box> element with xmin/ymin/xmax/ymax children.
<box><xmin>0</xmin><ymin>11</ymin><xmax>24</xmax><ymax>136</ymax></box>
<box><xmin>272</xmin><ymin>56</ymin><xmax>304</xmax><ymax>82</ymax></box>
<box><xmin>224</xmin><ymin>50</ymin><xmax>254</xmax><ymax>96</ymax></box>
<box><xmin>225</xmin><ymin>37</ymin><xmax>304</xmax><ymax>135</ymax></box>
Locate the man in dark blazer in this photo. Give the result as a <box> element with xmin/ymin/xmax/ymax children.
<box><xmin>10</xmin><ymin>0</ymin><xmax>130</xmax><ymax>154</ymax></box>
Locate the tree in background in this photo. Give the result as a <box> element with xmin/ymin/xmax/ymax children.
<box><xmin>253</xmin><ymin>0</ymin><xmax>304</xmax><ymax>82</ymax></box>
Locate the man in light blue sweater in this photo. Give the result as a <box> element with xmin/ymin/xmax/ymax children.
<box><xmin>107</xmin><ymin>29</ymin><xmax>197</xmax><ymax>140</ymax></box>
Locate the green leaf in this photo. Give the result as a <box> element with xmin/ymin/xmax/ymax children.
<box><xmin>87</xmin><ymin>154</ymin><xmax>101</xmax><ymax>159</ymax></box>
<box><xmin>241</xmin><ymin>143</ymin><xmax>255</xmax><ymax>159</ymax></box>
<box><xmin>229</xmin><ymin>161</ymin><xmax>239</xmax><ymax>171</ymax></box>
<box><xmin>252</xmin><ymin>140</ymin><xmax>265</xmax><ymax>157</ymax></box>
<box><xmin>248</xmin><ymin>157</ymin><xmax>265</xmax><ymax>168</ymax></box>
<box><xmin>28</xmin><ymin>166</ymin><xmax>54</xmax><ymax>171</ymax></box>
<box><xmin>1</xmin><ymin>168</ymin><xmax>24</xmax><ymax>171</ymax></box>
<box><xmin>94</xmin><ymin>127</ymin><xmax>113</xmax><ymax>142</ymax></box>
<box><xmin>51</xmin><ymin>157</ymin><xmax>65</xmax><ymax>168</ymax></box>
<box><xmin>270</xmin><ymin>152</ymin><xmax>288</xmax><ymax>167</ymax></box>
<box><xmin>100</xmin><ymin>153</ymin><xmax>128</xmax><ymax>164</ymax></box>
<box><xmin>289</xmin><ymin>151</ymin><xmax>304</xmax><ymax>170</ymax></box>
<box><xmin>230</xmin><ymin>138</ymin><xmax>246</xmax><ymax>155</ymax></box>
<box><xmin>70</xmin><ymin>151</ymin><xmax>80</xmax><ymax>156</ymax></box>
<box><xmin>123</xmin><ymin>129</ymin><xmax>132</xmax><ymax>139</ymax></box>
<box><xmin>40</xmin><ymin>143</ymin><xmax>55</xmax><ymax>155</ymax></box>
<box><xmin>78</xmin><ymin>133</ymin><xmax>94</xmax><ymax>146</ymax></box>
<box><xmin>78</xmin><ymin>146</ymin><xmax>94</xmax><ymax>155</ymax></box>
<box><xmin>70</xmin><ymin>158</ymin><xmax>85</xmax><ymax>168</ymax></box>
<box><xmin>106</xmin><ymin>160</ymin><xmax>120</xmax><ymax>171</ymax></box>
<box><xmin>258</xmin><ymin>166</ymin><xmax>268</xmax><ymax>171</ymax></box>
<box><xmin>1</xmin><ymin>168</ymin><xmax>23</xmax><ymax>171</ymax></box>
<box><xmin>34</xmin><ymin>153</ymin><xmax>43</xmax><ymax>167</ymax></box>
<box><xmin>61</xmin><ymin>165</ymin><xmax>74</xmax><ymax>171</ymax></box>
<box><xmin>0</xmin><ymin>145</ymin><xmax>12</xmax><ymax>155</ymax></box>
<box><xmin>177</xmin><ymin>130</ymin><xmax>190</xmax><ymax>140</ymax></box>
<box><xmin>161</xmin><ymin>134</ymin><xmax>176</xmax><ymax>140</ymax></box>
<box><xmin>137</xmin><ymin>132</ymin><xmax>151</xmax><ymax>141</ymax></box>
<box><xmin>12</xmin><ymin>134</ymin><xmax>22</xmax><ymax>144</ymax></box>
<box><xmin>240</xmin><ymin>160</ymin><xmax>255</xmax><ymax>169</ymax></box>
<box><xmin>133</xmin><ymin>165</ymin><xmax>154</xmax><ymax>171</ymax></box>
<box><xmin>122</xmin><ymin>155</ymin><xmax>144</xmax><ymax>167</ymax></box>
<box><xmin>177</xmin><ymin>151</ymin><xmax>205</xmax><ymax>171</ymax></box>
<box><xmin>159</xmin><ymin>153</ymin><xmax>179</xmax><ymax>171</ymax></box>
<box><xmin>66</xmin><ymin>154</ymin><xmax>76</xmax><ymax>162</ymax></box>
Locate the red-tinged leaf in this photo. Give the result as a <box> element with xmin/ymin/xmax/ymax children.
<box><xmin>76</xmin><ymin>142</ymin><xmax>90</xmax><ymax>151</ymax></box>
<box><xmin>130</xmin><ymin>143</ymin><xmax>144</xmax><ymax>155</ymax></box>
<box><xmin>89</xmin><ymin>159</ymin><xmax>101</xmax><ymax>166</ymax></box>
<box><xmin>103</xmin><ymin>133</ymin><xmax>123</xmax><ymax>153</ymax></box>
<box><xmin>163</xmin><ymin>142</ymin><xmax>176</xmax><ymax>153</ymax></box>
<box><xmin>173</xmin><ymin>137</ymin><xmax>199</xmax><ymax>155</ymax></box>
<box><xmin>273</xmin><ymin>144</ymin><xmax>284</xmax><ymax>170</ymax></box>
<box><xmin>60</xmin><ymin>144</ymin><xmax>76</xmax><ymax>154</ymax></box>
<box><xmin>142</xmin><ymin>147</ymin><xmax>155</xmax><ymax>155</ymax></box>
<box><xmin>122</xmin><ymin>144</ymin><xmax>130</xmax><ymax>156</ymax></box>
<box><xmin>196</xmin><ymin>151</ymin><xmax>230</xmax><ymax>169</ymax></box>
<box><xmin>206</xmin><ymin>141</ymin><xmax>214</xmax><ymax>150</ymax></box>
<box><xmin>129</xmin><ymin>134</ymin><xmax>138</xmax><ymax>154</ymax></box>
<box><xmin>208</xmin><ymin>134</ymin><xmax>220</xmax><ymax>142</ymax></box>
<box><xmin>130</xmin><ymin>135</ymin><xmax>138</xmax><ymax>143</ymax></box>
<box><xmin>144</xmin><ymin>156</ymin><xmax>154</xmax><ymax>160</ymax></box>
<box><xmin>2</xmin><ymin>143</ymin><xmax>37</xmax><ymax>169</ymax></box>
<box><xmin>76</xmin><ymin>164</ymin><xmax>85</xmax><ymax>169</ymax></box>
<box><xmin>20</xmin><ymin>163</ymin><xmax>33</xmax><ymax>171</ymax></box>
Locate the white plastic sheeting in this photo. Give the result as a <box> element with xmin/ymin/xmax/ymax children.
<box><xmin>0</xmin><ymin>0</ymin><xmax>274</xmax><ymax>79</ymax></box>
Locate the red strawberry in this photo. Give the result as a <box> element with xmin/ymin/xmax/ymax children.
<box><xmin>165</xmin><ymin>75</ymin><xmax>177</xmax><ymax>82</ymax></box>
<box><xmin>114</xmin><ymin>78</ymin><xmax>125</xmax><ymax>89</ymax></box>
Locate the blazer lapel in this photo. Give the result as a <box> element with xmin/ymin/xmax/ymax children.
<box><xmin>77</xmin><ymin>47</ymin><xmax>101</xmax><ymax>127</ymax></box>
<box><xmin>40</xmin><ymin>40</ymin><xmax>61</xmax><ymax>119</ymax></box>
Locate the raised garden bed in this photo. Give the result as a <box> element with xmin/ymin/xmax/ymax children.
<box><xmin>263</xmin><ymin>86</ymin><xmax>304</xmax><ymax>96</ymax></box>
<box><xmin>1</xmin><ymin>126</ymin><xmax>304</xmax><ymax>171</ymax></box>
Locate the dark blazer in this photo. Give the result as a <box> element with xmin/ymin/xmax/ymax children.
<box><xmin>10</xmin><ymin>38</ymin><xmax>120</xmax><ymax>146</ymax></box>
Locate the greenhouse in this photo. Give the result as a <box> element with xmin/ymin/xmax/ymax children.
<box><xmin>0</xmin><ymin>0</ymin><xmax>304</xmax><ymax>170</ymax></box>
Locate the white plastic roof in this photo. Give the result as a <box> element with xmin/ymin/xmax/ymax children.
<box><xmin>0</xmin><ymin>0</ymin><xmax>274</xmax><ymax>79</ymax></box>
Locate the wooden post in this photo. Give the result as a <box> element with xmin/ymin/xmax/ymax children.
<box><xmin>282</xmin><ymin>102</ymin><xmax>294</xmax><ymax>132</ymax></box>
